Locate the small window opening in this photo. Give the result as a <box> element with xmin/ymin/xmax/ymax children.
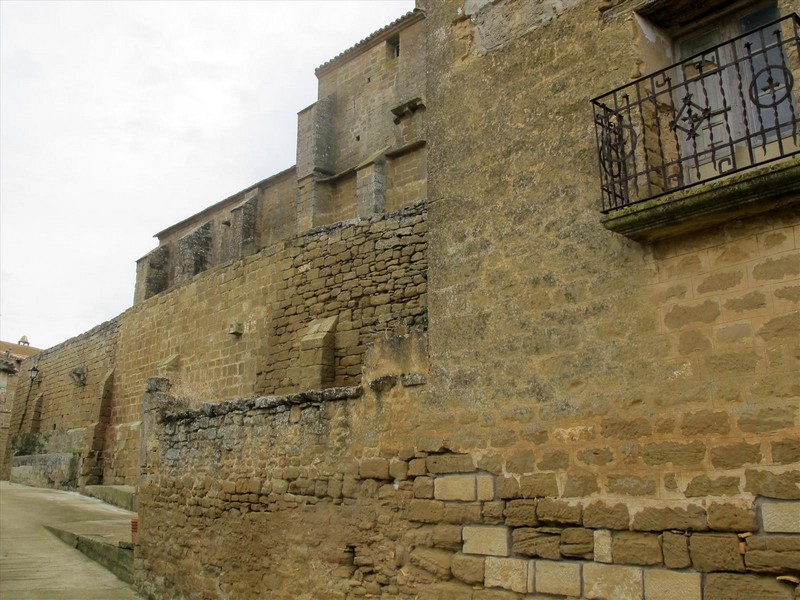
<box><xmin>387</xmin><ymin>35</ymin><xmax>400</xmax><ymax>59</ymax></box>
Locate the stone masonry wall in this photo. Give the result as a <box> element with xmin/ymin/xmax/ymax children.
<box><xmin>136</xmin><ymin>325</ymin><xmax>799</xmax><ymax>599</ymax></box>
<box><xmin>2</xmin><ymin>319</ymin><xmax>119</xmax><ymax>485</ymax></box>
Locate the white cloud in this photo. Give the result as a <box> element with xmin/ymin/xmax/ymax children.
<box><xmin>0</xmin><ymin>0</ymin><xmax>415</xmax><ymax>348</ymax></box>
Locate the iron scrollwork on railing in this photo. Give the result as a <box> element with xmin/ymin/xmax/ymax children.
<box><xmin>591</xmin><ymin>13</ymin><xmax>800</xmax><ymax>213</ymax></box>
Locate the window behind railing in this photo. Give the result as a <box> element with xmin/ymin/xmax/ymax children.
<box><xmin>592</xmin><ymin>13</ymin><xmax>800</xmax><ymax>213</ymax></box>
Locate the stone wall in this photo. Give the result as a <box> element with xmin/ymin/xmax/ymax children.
<box><xmin>2</xmin><ymin>319</ymin><xmax>119</xmax><ymax>484</ymax></box>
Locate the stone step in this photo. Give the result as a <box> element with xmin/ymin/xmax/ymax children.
<box><xmin>83</xmin><ymin>485</ymin><xmax>137</xmax><ymax>512</ymax></box>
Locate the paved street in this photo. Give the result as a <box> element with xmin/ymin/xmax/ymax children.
<box><xmin>0</xmin><ymin>482</ymin><xmax>142</xmax><ymax>599</ymax></box>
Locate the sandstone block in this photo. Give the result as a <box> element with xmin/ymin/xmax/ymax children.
<box><xmin>432</xmin><ymin>525</ymin><xmax>464</xmax><ymax>551</ymax></box>
<box><xmin>771</xmin><ymin>438</ymin><xmax>800</xmax><ymax>464</ymax></box>
<box><xmin>704</xmin><ymin>573</ymin><xmax>794</xmax><ymax>600</ymax></box>
<box><xmin>504</xmin><ymin>499</ymin><xmax>538</xmax><ymax>527</ymax></box>
<box><xmin>761</xmin><ymin>501</ymin><xmax>800</xmax><ymax>533</ymax></box>
<box><xmin>578</xmin><ymin>448</ymin><xmax>614</xmax><ymax>466</ymax></box>
<box><xmin>417</xmin><ymin>581</ymin><xmax>476</xmax><ymax>600</ymax></box>
<box><xmin>744</xmin><ymin>535</ymin><xmax>800</xmax><ymax>574</ymax></box>
<box><xmin>738</xmin><ymin>407</ymin><xmax>796</xmax><ymax>433</ymax></box>
<box><xmin>560</xmin><ymin>527</ymin><xmax>594</xmax><ymax>559</ymax></box>
<box><xmin>407</xmin><ymin>499</ymin><xmax>444</xmax><ymax>523</ymax></box>
<box><xmin>584</xmin><ymin>502</ymin><xmax>630</xmax><ymax>530</ymax></box>
<box><xmin>389</xmin><ymin>459</ymin><xmax>408</xmax><ymax>481</ymax></box>
<box><xmin>444</xmin><ymin>502</ymin><xmax>482</xmax><ymax>524</ymax></box>
<box><xmin>409</xmin><ymin>547</ymin><xmax>453</xmax><ymax>578</ymax></box>
<box><xmin>710</xmin><ymin>442</ymin><xmax>761</xmax><ymax>469</ymax></box>
<box><xmin>664</xmin><ymin>300</ymin><xmax>720</xmax><ymax>329</ymax></box>
<box><xmin>644</xmin><ymin>569</ymin><xmax>701</xmax><ymax>600</ymax></box>
<box><xmin>689</xmin><ymin>533</ymin><xmax>744</xmax><ymax>572</ymax></box>
<box><xmin>707</xmin><ymin>503</ymin><xmax>757</xmax><ymax>532</ymax></box>
<box><xmin>520</xmin><ymin>473</ymin><xmax>558</xmax><ymax>498</ymax></box>
<box><xmin>427</xmin><ymin>453</ymin><xmax>474</xmax><ymax>474</ymax></box>
<box><xmin>661</xmin><ymin>532</ymin><xmax>691</xmax><ymax>569</ymax></box>
<box><xmin>506</xmin><ymin>449</ymin><xmax>536</xmax><ymax>473</ymax></box>
<box><xmin>462</xmin><ymin>526</ymin><xmax>510</xmax><ymax>557</ymax></box>
<box><xmin>607</xmin><ymin>474</ymin><xmax>656</xmax><ymax>497</ymax></box>
<box><xmin>640</xmin><ymin>441</ymin><xmax>706</xmax><ymax>466</ymax></box>
<box><xmin>413</xmin><ymin>476</ymin><xmax>434</xmax><ymax>499</ymax></box>
<box><xmin>484</xmin><ymin>557</ymin><xmax>529</xmax><ymax>593</ymax></box>
<box><xmin>477</xmin><ymin>474</ymin><xmax>495</xmax><ymax>501</ymax></box>
<box><xmin>512</xmin><ymin>528</ymin><xmax>561</xmax><ymax>559</ymax></box>
<box><xmin>601</xmin><ymin>417</ymin><xmax>651</xmax><ymax>439</ymax></box>
<box><xmin>563</xmin><ymin>474</ymin><xmax>599</xmax><ymax>497</ymax></box>
<box><xmin>435</xmin><ymin>474</ymin><xmax>477</xmax><ymax>501</ymax></box>
<box><xmin>359</xmin><ymin>458</ymin><xmax>389</xmax><ymax>479</ymax></box>
<box><xmin>611</xmin><ymin>532</ymin><xmax>662</xmax><ymax>565</ymax></box>
<box><xmin>593</xmin><ymin>530</ymin><xmax>612</xmax><ymax>563</ymax></box>
<box><xmin>451</xmin><ymin>552</ymin><xmax>485</xmax><ymax>585</ymax></box>
<box><xmin>684</xmin><ymin>474</ymin><xmax>740</xmax><ymax>497</ymax></box>
<box><xmin>408</xmin><ymin>458</ymin><xmax>427</xmax><ymax>476</ymax></box>
<box><xmin>583</xmin><ymin>563</ymin><xmax>642</xmax><ymax>600</ymax></box>
<box><xmin>745</xmin><ymin>469</ymin><xmax>800</xmax><ymax>499</ymax></box>
<box><xmin>632</xmin><ymin>505</ymin><xmax>707</xmax><ymax>531</ymax></box>
<box><xmin>535</xmin><ymin>560</ymin><xmax>582</xmax><ymax>597</ymax></box>
<box><xmin>681</xmin><ymin>410</ymin><xmax>731</xmax><ymax>436</ymax></box>
<box><xmin>496</xmin><ymin>476</ymin><xmax>520</xmax><ymax>499</ymax></box>
<box><xmin>537</xmin><ymin>449</ymin><xmax>569</xmax><ymax>471</ymax></box>
<box><xmin>537</xmin><ymin>498</ymin><xmax>581</xmax><ymax>525</ymax></box>
<box><xmin>482</xmin><ymin>501</ymin><xmax>505</xmax><ymax>524</ymax></box>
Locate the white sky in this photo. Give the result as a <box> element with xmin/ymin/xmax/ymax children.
<box><xmin>0</xmin><ymin>0</ymin><xmax>415</xmax><ymax>350</ymax></box>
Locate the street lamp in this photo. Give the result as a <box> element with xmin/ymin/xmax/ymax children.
<box><xmin>28</xmin><ymin>364</ymin><xmax>39</xmax><ymax>381</ymax></box>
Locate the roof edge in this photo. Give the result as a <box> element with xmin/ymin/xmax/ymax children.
<box><xmin>315</xmin><ymin>9</ymin><xmax>425</xmax><ymax>77</ymax></box>
<box><xmin>153</xmin><ymin>165</ymin><xmax>297</xmax><ymax>242</ymax></box>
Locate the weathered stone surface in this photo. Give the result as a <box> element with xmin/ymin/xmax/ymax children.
<box><xmin>594</xmin><ymin>529</ymin><xmax>612</xmax><ymax>563</ymax></box>
<box><xmin>761</xmin><ymin>501</ymin><xmax>800</xmax><ymax>533</ymax></box>
<box><xmin>684</xmin><ymin>475</ymin><xmax>740</xmax><ymax>497</ymax></box>
<box><xmin>640</xmin><ymin>441</ymin><xmax>706</xmax><ymax>466</ymax></box>
<box><xmin>482</xmin><ymin>501</ymin><xmax>505</xmax><ymax>524</ymax></box>
<box><xmin>476</xmin><ymin>474</ymin><xmax>495</xmax><ymax>501</ymax></box>
<box><xmin>738</xmin><ymin>407</ymin><xmax>797</xmax><ymax>433</ymax></box>
<box><xmin>417</xmin><ymin>581</ymin><xmax>476</xmax><ymax>600</ymax></box>
<box><xmin>560</xmin><ymin>527</ymin><xmax>593</xmax><ymax>559</ymax></box>
<box><xmin>512</xmin><ymin>528</ymin><xmax>561</xmax><ymax>559</ymax></box>
<box><xmin>771</xmin><ymin>439</ymin><xmax>800</xmax><ymax>465</ymax></box>
<box><xmin>504</xmin><ymin>499</ymin><xmax>538</xmax><ymax>527</ymax></box>
<box><xmin>632</xmin><ymin>505</ymin><xmax>707</xmax><ymax>532</ymax></box>
<box><xmin>519</xmin><ymin>473</ymin><xmax>558</xmax><ymax>498</ymax></box>
<box><xmin>409</xmin><ymin>546</ymin><xmax>454</xmax><ymax>578</ymax></box>
<box><xmin>462</xmin><ymin>526</ymin><xmax>510</xmax><ymax>557</ymax></box>
<box><xmin>583</xmin><ymin>563</ymin><xmax>643</xmax><ymax>600</ymax></box>
<box><xmin>484</xmin><ymin>557</ymin><xmax>528</xmax><ymax>593</ymax></box>
<box><xmin>563</xmin><ymin>474</ymin><xmax>599</xmax><ymax>497</ymax></box>
<box><xmin>444</xmin><ymin>502</ymin><xmax>482</xmax><ymax>525</ymax></box>
<box><xmin>435</xmin><ymin>474</ymin><xmax>477</xmax><ymax>501</ymax></box>
<box><xmin>535</xmin><ymin>560</ymin><xmax>582</xmax><ymax>597</ymax></box>
<box><xmin>745</xmin><ymin>469</ymin><xmax>800</xmax><ymax>500</ymax></box>
<box><xmin>710</xmin><ymin>442</ymin><xmax>762</xmax><ymax>469</ymax></box>
<box><xmin>644</xmin><ymin>570</ymin><xmax>701</xmax><ymax>600</ymax></box>
<box><xmin>664</xmin><ymin>300</ymin><xmax>720</xmax><ymax>329</ymax></box>
<box><xmin>359</xmin><ymin>457</ymin><xmax>390</xmax><ymax>479</ymax></box>
<box><xmin>451</xmin><ymin>553</ymin><xmax>485</xmax><ymax>585</ymax></box>
<box><xmin>601</xmin><ymin>418</ymin><xmax>651</xmax><ymax>439</ymax></box>
<box><xmin>577</xmin><ymin>448</ymin><xmax>614</xmax><ymax>466</ymax></box>
<box><xmin>744</xmin><ymin>535</ymin><xmax>800</xmax><ymax>574</ymax></box>
<box><xmin>496</xmin><ymin>476</ymin><xmax>520</xmax><ymax>499</ymax></box>
<box><xmin>583</xmin><ymin>502</ymin><xmax>629</xmax><ymax>530</ymax></box>
<box><xmin>537</xmin><ymin>449</ymin><xmax>568</xmax><ymax>471</ymax></box>
<box><xmin>408</xmin><ymin>499</ymin><xmax>445</xmax><ymax>523</ymax></box>
<box><xmin>707</xmin><ymin>503</ymin><xmax>757</xmax><ymax>532</ymax></box>
<box><xmin>680</xmin><ymin>410</ymin><xmax>730</xmax><ymax>435</ymax></box>
<box><xmin>505</xmin><ymin>449</ymin><xmax>536</xmax><ymax>473</ymax></box>
<box><xmin>427</xmin><ymin>454</ymin><xmax>475</xmax><ymax>474</ymax></box>
<box><xmin>433</xmin><ymin>525</ymin><xmax>465</xmax><ymax>551</ymax></box>
<box><xmin>537</xmin><ymin>499</ymin><xmax>581</xmax><ymax>525</ymax></box>
<box><xmin>704</xmin><ymin>573</ymin><xmax>795</xmax><ymax>600</ymax></box>
<box><xmin>611</xmin><ymin>532</ymin><xmax>662</xmax><ymax>566</ymax></box>
<box><xmin>689</xmin><ymin>533</ymin><xmax>744</xmax><ymax>572</ymax></box>
<box><xmin>414</xmin><ymin>476</ymin><xmax>434</xmax><ymax>499</ymax></box>
<box><xmin>607</xmin><ymin>474</ymin><xmax>656</xmax><ymax>497</ymax></box>
<box><xmin>661</xmin><ymin>532</ymin><xmax>691</xmax><ymax>569</ymax></box>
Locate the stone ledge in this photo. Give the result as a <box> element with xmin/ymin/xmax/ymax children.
<box><xmin>601</xmin><ymin>157</ymin><xmax>800</xmax><ymax>243</ymax></box>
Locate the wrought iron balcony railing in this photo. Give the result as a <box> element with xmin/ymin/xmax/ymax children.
<box><xmin>592</xmin><ymin>13</ymin><xmax>800</xmax><ymax>213</ymax></box>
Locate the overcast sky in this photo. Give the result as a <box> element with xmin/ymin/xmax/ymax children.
<box><xmin>0</xmin><ymin>0</ymin><xmax>415</xmax><ymax>350</ymax></box>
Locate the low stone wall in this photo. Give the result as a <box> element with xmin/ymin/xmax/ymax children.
<box><xmin>10</xmin><ymin>452</ymin><xmax>79</xmax><ymax>489</ymax></box>
<box><xmin>135</xmin><ymin>360</ymin><xmax>799</xmax><ymax>600</ymax></box>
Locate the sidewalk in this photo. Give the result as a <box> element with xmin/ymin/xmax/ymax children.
<box><xmin>0</xmin><ymin>481</ymin><xmax>142</xmax><ymax>599</ymax></box>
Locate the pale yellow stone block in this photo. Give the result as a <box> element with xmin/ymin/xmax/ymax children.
<box><xmin>584</xmin><ymin>563</ymin><xmax>643</xmax><ymax>600</ymax></box>
<box><xmin>644</xmin><ymin>569</ymin><xmax>701</xmax><ymax>600</ymax></box>
<box><xmin>435</xmin><ymin>474</ymin><xmax>476</xmax><ymax>501</ymax></box>
<box><xmin>761</xmin><ymin>501</ymin><xmax>800</xmax><ymax>533</ymax></box>
<box><xmin>484</xmin><ymin>557</ymin><xmax>529</xmax><ymax>593</ymax></box>
<box><xmin>462</xmin><ymin>526</ymin><xmax>510</xmax><ymax>557</ymax></box>
<box><xmin>593</xmin><ymin>529</ymin><xmax>612</xmax><ymax>563</ymax></box>
<box><xmin>535</xmin><ymin>560</ymin><xmax>582</xmax><ymax>597</ymax></box>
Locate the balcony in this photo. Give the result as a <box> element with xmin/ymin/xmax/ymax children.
<box><xmin>591</xmin><ymin>13</ymin><xmax>800</xmax><ymax>241</ymax></box>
